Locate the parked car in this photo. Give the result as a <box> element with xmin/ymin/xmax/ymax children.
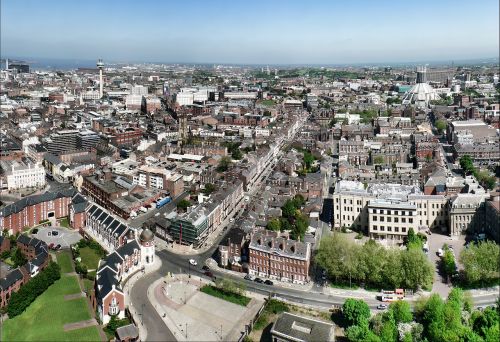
<box><xmin>254</xmin><ymin>278</ymin><xmax>264</xmax><ymax>283</ymax></box>
<box><xmin>377</xmin><ymin>304</ymin><xmax>388</xmax><ymax>310</ymax></box>
<box><xmin>31</xmin><ymin>228</ymin><xmax>39</xmax><ymax>234</ymax></box>
<box><xmin>52</xmin><ymin>230</ymin><xmax>59</xmax><ymax>236</ymax></box>
<box><xmin>55</xmin><ymin>244</ymin><xmax>62</xmax><ymax>250</ymax></box>
<box><xmin>189</xmin><ymin>259</ymin><xmax>197</xmax><ymax>266</ymax></box>
<box><xmin>244</xmin><ymin>274</ymin><xmax>254</xmax><ymax>281</ymax></box>
<box><xmin>204</xmin><ymin>271</ymin><xmax>213</xmax><ymax>278</ymax></box>
<box><xmin>437</xmin><ymin>248</ymin><xmax>444</xmax><ymax>257</ymax></box>
<box><xmin>202</xmin><ymin>265</ymin><xmax>210</xmax><ymax>271</ymax></box>
<box><xmin>264</xmin><ymin>280</ymin><xmax>274</xmax><ymax>286</ymax></box>
<box><xmin>48</xmin><ymin>243</ymin><xmax>55</xmax><ymax>249</ymax></box>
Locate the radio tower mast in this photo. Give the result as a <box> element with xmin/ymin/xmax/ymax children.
<box><xmin>96</xmin><ymin>59</ymin><xmax>104</xmax><ymax>99</ymax></box>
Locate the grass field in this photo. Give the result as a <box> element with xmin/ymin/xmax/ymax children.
<box><xmin>200</xmin><ymin>285</ymin><xmax>251</xmax><ymax>306</ymax></box>
<box><xmin>1</xmin><ymin>275</ymin><xmax>101</xmax><ymax>341</ymax></box>
<box><xmin>57</xmin><ymin>251</ymin><xmax>74</xmax><ymax>273</ymax></box>
<box><xmin>83</xmin><ymin>278</ymin><xmax>94</xmax><ymax>294</ymax></box>
<box><xmin>260</xmin><ymin>99</ymin><xmax>275</xmax><ymax>106</ymax></box>
<box><xmin>79</xmin><ymin>247</ymin><xmax>101</xmax><ymax>270</ymax></box>
<box><xmin>59</xmin><ymin>217</ymin><xmax>70</xmax><ymax>228</ymax></box>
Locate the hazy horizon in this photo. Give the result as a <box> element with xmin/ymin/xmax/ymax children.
<box><xmin>2</xmin><ymin>0</ymin><xmax>499</xmax><ymax>65</ymax></box>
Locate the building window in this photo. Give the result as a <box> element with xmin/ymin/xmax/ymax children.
<box><xmin>402</xmin><ymin>228</ymin><xmax>407</xmax><ymax>233</ymax></box>
<box><xmin>373</xmin><ymin>216</ymin><xmax>377</xmax><ymax>221</ymax></box>
<box><xmin>402</xmin><ymin>218</ymin><xmax>406</xmax><ymax>223</ymax></box>
<box><xmin>373</xmin><ymin>225</ymin><xmax>378</xmax><ymax>231</ymax></box>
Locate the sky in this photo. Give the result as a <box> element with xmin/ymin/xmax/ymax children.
<box><xmin>1</xmin><ymin>0</ymin><xmax>499</xmax><ymax>65</ymax></box>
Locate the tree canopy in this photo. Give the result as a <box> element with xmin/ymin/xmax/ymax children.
<box><xmin>460</xmin><ymin>241</ymin><xmax>500</xmax><ymax>287</ymax></box>
<box><xmin>316</xmin><ymin>234</ymin><xmax>433</xmax><ymax>290</ymax></box>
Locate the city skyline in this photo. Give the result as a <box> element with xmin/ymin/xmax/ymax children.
<box><xmin>2</xmin><ymin>0</ymin><xmax>499</xmax><ymax>65</ymax></box>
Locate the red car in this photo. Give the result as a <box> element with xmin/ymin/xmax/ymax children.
<box><xmin>48</xmin><ymin>243</ymin><xmax>55</xmax><ymax>249</ymax></box>
<box><xmin>204</xmin><ymin>271</ymin><xmax>214</xmax><ymax>278</ymax></box>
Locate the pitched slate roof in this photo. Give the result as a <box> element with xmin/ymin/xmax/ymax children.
<box><xmin>0</xmin><ymin>188</ymin><xmax>77</xmax><ymax>218</ymax></box>
<box><xmin>0</xmin><ymin>268</ymin><xmax>23</xmax><ymax>291</ymax></box>
<box><xmin>95</xmin><ymin>239</ymin><xmax>141</xmax><ymax>301</ymax></box>
<box><xmin>86</xmin><ymin>204</ymin><xmax>130</xmax><ymax>238</ymax></box>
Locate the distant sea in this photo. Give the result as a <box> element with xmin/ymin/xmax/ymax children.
<box><xmin>2</xmin><ymin>57</ymin><xmax>98</xmax><ymax>71</ymax></box>
<box><xmin>1</xmin><ymin>56</ymin><xmax>498</xmax><ymax>71</ymax></box>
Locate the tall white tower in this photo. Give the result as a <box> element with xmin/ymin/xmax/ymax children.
<box><xmin>96</xmin><ymin>59</ymin><xmax>104</xmax><ymax>99</ymax></box>
<box><xmin>139</xmin><ymin>228</ymin><xmax>155</xmax><ymax>265</ymax></box>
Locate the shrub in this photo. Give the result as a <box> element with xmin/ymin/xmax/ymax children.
<box><xmin>7</xmin><ymin>262</ymin><xmax>61</xmax><ymax>317</ymax></box>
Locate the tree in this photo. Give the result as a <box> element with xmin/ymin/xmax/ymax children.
<box><xmin>435</xmin><ymin>120</ymin><xmax>447</xmax><ymax>133</ymax></box>
<box><xmin>176</xmin><ymin>199</ymin><xmax>191</xmax><ymax>211</ymax></box>
<box><xmin>266</xmin><ymin>218</ymin><xmax>281</xmax><ymax>232</ymax></box>
<box><xmin>12</xmin><ymin>248</ymin><xmax>27</xmax><ymax>268</ymax></box>
<box><xmin>291</xmin><ymin>212</ymin><xmax>309</xmax><ymax>241</ymax></box>
<box><xmin>202</xmin><ymin>183</ymin><xmax>216</xmax><ymax>195</ymax></box>
<box><xmin>373</xmin><ymin>156</ymin><xmax>385</xmax><ymax>165</ymax></box>
<box><xmin>400</xmin><ymin>247</ymin><xmax>434</xmax><ymax>290</ymax></box>
<box><xmin>389</xmin><ymin>301</ymin><xmax>413</xmax><ymax>324</ymax></box>
<box><xmin>231</xmin><ymin>148</ymin><xmax>243</xmax><ymax>160</ymax></box>
<box><xmin>303</xmin><ymin>151</ymin><xmax>315</xmax><ymax>170</ymax></box>
<box><xmin>441</xmin><ymin>246</ymin><xmax>457</xmax><ymax>280</ymax></box>
<box><xmin>459</xmin><ymin>155</ymin><xmax>475</xmax><ymax>175</ymax></box>
<box><xmin>406</xmin><ymin>228</ymin><xmax>424</xmax><ymax>250</ymax></box>
<box><xmin>343</xmin><ymin>298</ymin><xmax>371</xmax><ymax>326</ymax></box>
<box><xmin>281</xmin><ymin>199</ymin><xmax>297</xmax><ymax>219</ymax></box>
<box><xmin>460</xmin><ymin>241</ymin><xmax>500</xmax><ymax>286</ymax></box>
<box><xmin>216</xmin><ymin>156</ymin><xmax>232</xmax><ymax>172</ymax></box>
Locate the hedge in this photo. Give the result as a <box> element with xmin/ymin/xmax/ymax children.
<box><xmin>7</xmin><ymin>262</ymin><xmax>61</xmax><ymax>317</ymax></box>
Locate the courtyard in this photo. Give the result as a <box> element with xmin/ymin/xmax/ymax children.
<box><xmin>33</xmin><ymin>226</ymin><xmax>81</xmax><ymax>249</ymax></box>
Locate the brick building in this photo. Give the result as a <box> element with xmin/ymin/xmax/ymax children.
<box><xmin>218</xmin><ymin>228</ymin><xmax>248</xmax><ymax>272</ymax></box>
<box><xmin>0</xmin><ymin>235</ymin><xmax>49</xmax><ymax>308</ymax></box>
<box><xmin>91</xmin><ymin>229</ymin><xmax>155</xmax><ymax>324</ymax></box>
<box><xmin>0</xmin><ymin>189</ymin><xmax>84</xmax><ymax>235</ymax></box>
<box><xmin>248</xmin><ymin>230</ymin><xmax>311</xmax><ymax>284</ymax></box>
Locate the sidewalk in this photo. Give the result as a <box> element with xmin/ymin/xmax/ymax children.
<box><xmin>147</xmin><ymin>274</ymin><xmax>209</xmax><ymax>342</ymax></box>
<box><xmin>123</xmin><ymin>255</ymin><xmax>162</xmax><ymax>341</ymax></box>
<box><xmin>212</xmin><ymin>261</ymin><xmax>315</xmax><ymax>292</ymax></box>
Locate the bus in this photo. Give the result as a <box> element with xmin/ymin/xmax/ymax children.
<box><xmin>380</xmin><ymin>289</ymin><xmax>404</xmax><ymax>302</ymax></box>
<box><xmin>156</xmin><ymin>196</ymin><xmax>172</xmax><ymax>209</ymax></box>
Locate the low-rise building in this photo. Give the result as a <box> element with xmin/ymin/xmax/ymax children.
<box><xmin>1</xmin><ymin>159</ymin><xmax>45</xmax><ymax>190</ymax></box>
<box><xmin>0</xmin><ymin>189</ymin><xmax>83</xmax><ymax>235</ymax></box>
<box><xmin>91</xmin><ymin>229</ymin><xmax>155</xmax><ymax>324</ymax></box>
<box><xmin>271</xmin><ymin>312</ymin><xmax>335</xmax><ymax>342</ymax></box>
<box><xmin>248</xmin><ymin>230</ymin><xmax>311</xmax><ymax>284</ymax></box>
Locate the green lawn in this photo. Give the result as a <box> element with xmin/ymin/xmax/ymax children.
<box><xmin>83</xmin><ymin>278</ymin><xmax>94</xmax><ymax>294</ymax></box>
<box><xmin>260</xmin><ymin>99</ymin><xmax>275</xmax><ymax>106</ymax></box>
<box><xmin>1</xmin><ymin>275</ymin><xmax>101</xmax><ymax>341</ymax></box>
<box><xmin>57</xmin><ymin>251</ymin><xmax>74</xmax><ymax>273</ymax></box>
<box><xmin>79</xmin><ymin>247</ymin><xmax>101</xmax><ymax>270</ymax></box>
<box><xmin>200</xmin><ymin>285</ymin><xmax>251</xmax><ymax>306</ymax></box>
<box><xmin>59</xmin><ymin>217</ymin><xmax>70</xmax><ymax>228</ymax></box>
<box><xmin>4</xmin><ymin>257</ymin><xmax>14</xmax><ymax>266</ymax></box>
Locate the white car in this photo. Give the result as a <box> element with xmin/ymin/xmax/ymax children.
<box><xmin>437</xmin><ymin>248</ymin><xmax>444</xmax><ymax>257</ymax></box>
<box><xmin>189</xmin><ymin>259</ymin><xmax>197</xmax><ymax>266</ymax></box>
<box><xmin>229</xmin><ymin>218</ymin><xmax>234</xmax><ymax>223</ymax></box>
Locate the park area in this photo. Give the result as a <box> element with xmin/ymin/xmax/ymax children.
<box><xmin>1</xmin><ymin>253</ymin><xmax>102</xmax><ymax>341</ymax></box>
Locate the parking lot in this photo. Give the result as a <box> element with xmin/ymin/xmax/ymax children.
<box><xmin>33</xmin><ymin>227</ymin><xmax>81</xmax><ymax>249</ymax></box>
<box><xmin>0</xmin><ymin>260</ymin><xmax>13</xmax><ymax>276</ymax></box>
